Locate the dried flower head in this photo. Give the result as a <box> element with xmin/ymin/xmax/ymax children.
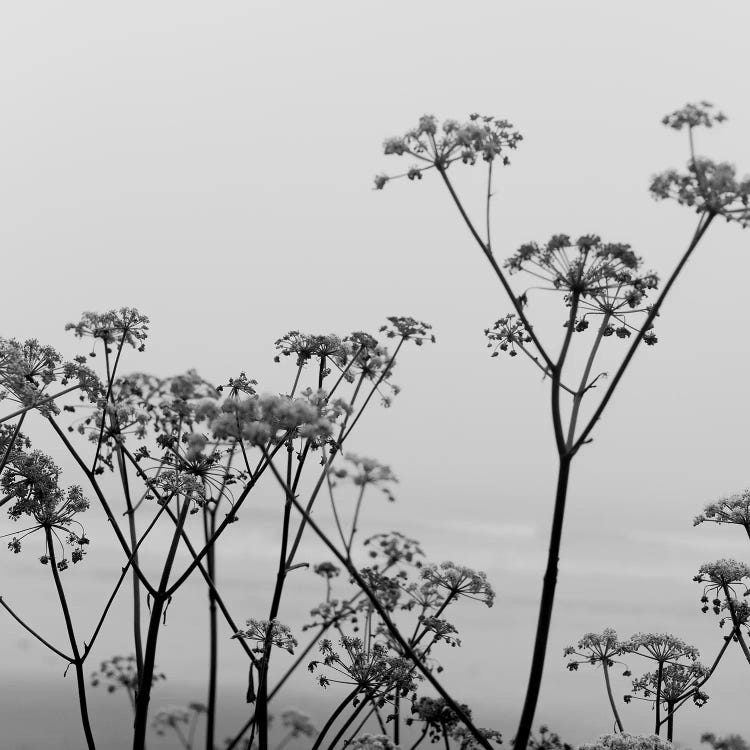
<box><xmin>66</xmin><ymin>308</ymin><xmax>150</xmax><ymax>352</ymax></box>
<box><xmin>622</xmin><ymin>632</ymin><xmax>699</xmax><ymax>664</ymax></box>
<box><xmin>379</xmin><ymin>317</ymin><xmax>435</xmax><ymax>346</ymax></box>
<box><xmin>3</xmin><ymin>449</ymin><xmax>90</xmax><ymax>565</ymax></box>
<box><xmin>421</xmin><ymin>561</ymin><xmax>495</xmax><ymax>607</ymax></box>
<box><xmin>563</xmin><ymin>629</ymin><xmax>624</xmax><ymax>671</ymax></box>
<box><xmin>485</xmin><ymin>314</ymin><xmax>532</xmax><ymax>358</ymax></box>
<box><xmin>308</xmin><ymin>636</ymin><xmax>418</xmax><ymax>700</ymax></box>
<box><xmin>628</xmin><ymin>661</ymin><xmax>710</xmax><ymax>706</ymax></box>
<box><xmin>651</xmin><ymin>104</ymin><xmax>749</xmax><ymax>227</ymax></box>
<box><xmin>694</xmin><ymin>491</ymin><xmax>750</xmax><ymax>530</ymax></box>
<box><xmin>377</xmin><ymin>113</ymin><xmax>522</xmax><ymax>189</ymax></box>
<box><xmin>233</xmin><ymin>618</ymin><xmax>297</xmax><ymax>655</ymax></box>
<box><xmin>504</xmin><ymin>235</ymin><xmax>658</xmax><ymax>338</ymax></box>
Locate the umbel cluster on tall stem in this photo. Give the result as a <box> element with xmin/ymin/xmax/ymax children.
<box><xmin>376</xmin><ymin>101</ymin><xmax>749</xmax><ymax>747</ymax></box>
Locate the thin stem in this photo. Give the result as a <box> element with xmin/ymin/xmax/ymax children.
<box><xmin>132</xmin><ymin>498</ymin><xmax>191</xmax><ymax>750</ymax></box>
<box><xmin>666</xmin><ymin>700</ymin><xmax>674</xmax><ymax>742</ymax></box>
<box><xmin>602</xmin><ymin>661</ymin><xmax>624</xmax><ymax>732</ymax></box>
<box><xmin>721</xmin><ymin>583</ymin><xmax>750</xmax><ymax>664</ymax></box>
<box><xmin>165</xmin><ymin>438</ymin><xmax>288</xmax><ymax>597</ymax></box>
<box><xmin>114</xmin><ymin>440</ymin><xmax>144</xmax><ymax>682</ymax></box>
<box><xmin>0</xmin><ymin>595</ymin><xmax>73</xmax><ymax>661</ymax></box>
<box><xmin>565</xmin><ymin>312</ymin><xmax>610</xmax><ymax>449</ymax></box>
<box><xmin>437</xmin><ymin>166</ymin><xmax>554</xmax><ymax>370</ymax></box>
<box><xmin>409</xmin><ymin>725</ymin><xmax>430</xmax><ymax>750</ymax></box>
<box><xmin>346</xmin><ymin>484</ymin><xmax>367</xmax><ymax>555</ymax></box>
<box><xmin>84</xmin><ymin>501</ymin><xmax>169</xmax><ymax>660</ymax></box>
<box><xmin>325</xmin><ymin>694</ymin><xmax>369</xmax><ymax>750</ymax></box>
<box><xmin>486</xmin><ymin>158</ymin><xmax>494</xmax><ymax>252</ymax></box>
<box><xmin>46</xmin><ymin>416</ymin><xmax>157</xmax><ymax>597</ymax></box>
<box><xmin>91</xmin><ymin>338</ymin><xmax>126</xmax><ymax>474</ymax></box>
<box><xmin>572</xmin><ymin>211</ymin><xmax>715</xmax><ymax>454</ymax></box>
<box><xmin>205</xmin><ymin>506</ymin><xmax>218</xmax><ymax>750</ymax></box>
<box><xmin>0</xmin><ymin>412</ymin><xmax>25</xmax><ymax>479</ymax></box>
<box><xmin>0</xmin><ymin>383</ymin><xmax>81</xmax><ymax>425</ymax></box>
<box><xmin>655</xmin><ymin>662</ymin><xmax>663</xmax><ymax>735</ymax></box>
<box><xmin>513</xmin><ymin>455</ymin><xmax>571</xmax><ymax>749</ymax></box>
<box><xmin>552</xmin><ymin>297</ymin><xmax>579</xmax><ymax>452</ymax></box>
<box><xmin>310</xmin><ymin>687</ymin><xmax>360</xmax><ymax>750</ymax></box>
<box><xmin>45</xmin><ymin>526</ymin><xmax>96</xmax><ymax>750</ymax></box>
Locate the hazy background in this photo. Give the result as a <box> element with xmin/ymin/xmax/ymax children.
<box><xmin>1</xmin><ymin>2</ymin><xmax>749</xmax><ymax>747</ymax></box>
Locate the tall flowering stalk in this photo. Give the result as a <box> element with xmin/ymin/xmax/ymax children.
<box><xmin>377</xmin><ymin>103</ymin><xmax>748</xmax><ymax>745</ymax></box>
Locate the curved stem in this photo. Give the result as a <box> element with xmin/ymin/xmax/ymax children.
<box><xmin>309</xmin><ymin>687</ymin><xmax>359</xmax><ymax>750</ymax></box>
<box><xmin>513</xmin><ymin>454</ymin><xmax>571</xmax><ymax>749</ymax></box>
<box><xmin>409</xmin><ymin>725</ymin><xmax>430</xmax><ymax>750</ymax></box>
<box><xmin>602</xmin><ymin>661</ymin><xmax>624</xmax><ymax>732</ymax></box>
<box><xmin>0</xmin><ymin>595</ymin><xmax>73</xmax><ymax>661</ymax></box>
<box><xmin>325</xmin><ymin>695</ymin><xmax>369</xmax><ymax>750</ymax></box>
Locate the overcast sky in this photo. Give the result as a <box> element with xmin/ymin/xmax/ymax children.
<box><xmin>1</xmin><ymin>3</ymin><xmax>750</xmax><ymax>749</ymax></box>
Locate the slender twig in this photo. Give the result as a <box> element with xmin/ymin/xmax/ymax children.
<box><xmin>602</xmin><ymin>661</ymin><xmax>624</xmax><ymax>732</ymax></box>
<box><xmin>437</xmin><ymin>166</ymin><xmax>554</xmax><ymax>370</ymax></box>
<box><xmin>309</xmin><ymin>687</ymin><xmax>360</xmax><ymax>750</ymax></box>
<box><xmin>0</xmin><ymin>595</ymin><xmax>73</xmax><ymax>661</ymax></box>
<box><xmin>572</xmin><ymin>211</ymin><xmax>715</xmax><ymax>454</ymax></box>
<box><xmin>46</xmin><ymin>416</ymin><xmax>157</xmax><ymax>597</ymax></box>
<box><xmin>0</xmin><ymin>384</ymin><xmax>82</xmax><ymax>426</ymax></box>
<box><xmin>132</xmin><ymin>498</ymin><xmax>191</xmax><ymax>750</ymax></box>
<box><xmin>45</xmin><ymin>526</ymin><xmax>96</xmax><ymax>750</ymax></box>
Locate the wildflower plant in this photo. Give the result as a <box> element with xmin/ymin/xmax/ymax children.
<box><xmin>377</xmin><ymin>102</ymin><xmax>749</xmax><ymax>747</ymax></box>
<box><xmin>1</xmin><ymin>101</ymin><xmax>747</xmax><ymax>750</ymax></box>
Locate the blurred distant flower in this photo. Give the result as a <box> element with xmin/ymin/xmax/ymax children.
<box><xmin>579</xmin><ymin>733</ymin><xmax>673</xmax><ymax>750</ymax></box>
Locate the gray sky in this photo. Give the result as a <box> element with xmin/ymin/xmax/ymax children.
<box><xmin>1</xmin><ymin>2</ymin><xmax>750</xmax><ymax>748</ymax></box>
